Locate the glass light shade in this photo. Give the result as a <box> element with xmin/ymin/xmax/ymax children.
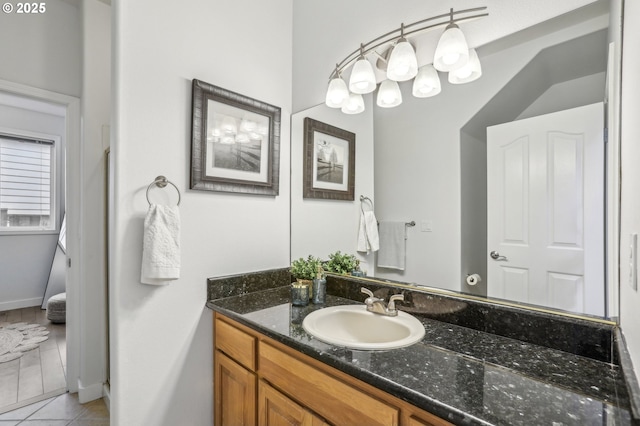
<box><xmin>448</xmin><ymin>48</ymin><xmax>482</xmax><ymax>84</ymax></box>
<box><xmin>235</xmin><ymin>133</ymin><xmax>250</xmax><ymax>143</ymax></box>
<box><xmin>325</xmin><ymin>77</ymin><xmax>349</xmax><ymax>108</ymax></box>
<box><xmin>386</xmin><ymin>39</ymin><xmax>418</xmax><ymax>82</ymax></box>
<box><xmin>341</xmin><ymin>93</ymin><xmax>365</xmax><ymax>114</ymax></box>
<box><xmin>377</xmin><ymin>80</ymin><xmax>402</xmax><ymax>108</ymax></box>
<box><xmin>240</xmin><ymin>119</ymin><xmax>256</xmax><ymax>132</ymax></box>
<box><xmin>349</xmin><ymin>58</ymin><xmax>377</xmax><ymax>94</ymax></box>
<box><xmin>433</xmin><ymin>24</ymin><xmax>469</xmax><ymax>72</ymax></box>
<box><xmin>412</xmin><ymin>65</ymin><xmax>441</xmax><ymax>98</ymax></box>
<box><xmin>221</xmin><ymin>116</ymin><xmax>237</xmax><ymax>134</ymax></box>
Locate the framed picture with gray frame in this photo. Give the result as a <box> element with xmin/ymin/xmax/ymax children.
<box><xmin>190</xmin><ymin>79</ymin><xmax>281</xmax><ymax>195</ymax></box>
<box><xmin>303</xmin><ymin>117</ymin><xmax>355</xmax><ymax>200</ymax></box>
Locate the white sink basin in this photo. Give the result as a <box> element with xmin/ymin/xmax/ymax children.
<box><xmin>302</xmin><ymin>305</ymin><xmax>425</xmax><ymax>350</ymax></box>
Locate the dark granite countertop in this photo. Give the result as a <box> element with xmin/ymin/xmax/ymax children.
<box><xmin>207</xmin><ymin>285</ymin><xmax>634</xmax><ymax>426</ymax></box>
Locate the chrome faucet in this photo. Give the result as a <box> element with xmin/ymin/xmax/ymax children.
<box><xmin>360</xmin><ymin>287</ymin><xmax>404</xmax><ymax>317</ymax></box>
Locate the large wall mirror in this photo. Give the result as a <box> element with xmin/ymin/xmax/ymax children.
<box><xmin>291</xmin><ymin>0</ymin><xmax>623</xmax><ymax>322</ymax></box>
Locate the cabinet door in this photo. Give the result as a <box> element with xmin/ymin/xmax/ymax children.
<box><xmin>215</xmin><ymin>351</ymin><xmax>256</xmax><ymax>426</ymax></box>
<box><xmin>259</xmin><ymin>380</ymin><xmax>328</xmax><ymax>426</ymax></box>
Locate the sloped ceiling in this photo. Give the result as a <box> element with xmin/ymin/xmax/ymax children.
<box><xmin>462</xmin><ymin>28</ymin><xmax>608</xmax><ymax>140</ymax></box>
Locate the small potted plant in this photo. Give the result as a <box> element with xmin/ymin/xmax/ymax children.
<box><xmin>290</xmin><ymin>255</ymin><xmax>322</xmax><ymax>305</ymax></box>
<box><xmin>325</xmin><ymin>251</ymin><xmax>359</xmax><ymax>275</ymax></box>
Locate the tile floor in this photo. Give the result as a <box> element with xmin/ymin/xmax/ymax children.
<box><xmin>0</xmin><ymin>392</ymin><xmax>109</xmax><ymax>425</ymax></box>
<box><xmin>0</xmin><ymin>307</ymin><xmax>67</xmax><ymax>412</ymax></box>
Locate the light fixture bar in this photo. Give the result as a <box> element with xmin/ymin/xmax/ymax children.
<box><xmin>328</xmin><ymin>7</ymin><xmax>488</xmax><ymax>80</ymax></box>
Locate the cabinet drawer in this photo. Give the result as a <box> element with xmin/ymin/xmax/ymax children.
<box><xmin>215</xmin><ymin>317</ymin><xmax>256</xmax><ymax>371</ymax></box>
<box><xmin>259</xmin><ymin>342</ymin><xmax>399</xmax><ymax>426</ymax></box>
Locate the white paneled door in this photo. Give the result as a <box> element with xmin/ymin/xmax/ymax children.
<box><xmin>487</xmin><ymin>103</ymin><xmax>604</xmax><ymax>316</ymax></box>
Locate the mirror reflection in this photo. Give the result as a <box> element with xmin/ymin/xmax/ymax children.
<box><xmin>291</xmin><ymin>0</ymin><xmax>621</xmax><ymax>321</ymax></box>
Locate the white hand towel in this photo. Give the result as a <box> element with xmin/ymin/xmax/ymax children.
<box><xmin>363</xmin><ymin>211</ymin><xmax>379</xmax><ymax>252</ymax></box>
<box><xmin>357</xmin><ymin>211</ymin><xmax>369</xmax><ymax>252</ymax></box>
<box><xmin>357</xmin><ymin>211</ymin><xmax>380</xmax><ymax>253</ymax></box>
<box><xmin>141</xmin><ymin>204</ymin><xmax>181</xmax><ymax>285</ymax></box>
<box><xmin>377</xmin><ymin>221</ymin><xmax>406</xmax><ymax>270</ymax></box>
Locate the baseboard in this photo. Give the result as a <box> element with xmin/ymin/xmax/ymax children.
<box><xmin>0</xmin><ymin>298</ymin><xmax>44</xmax><ymax>312</ymax></box>
<box><xmin>102</xmin><ymin>383</ymin><xmax>110</xmax><ymax>412</ymax></box>
<box><xmin>77</xmin><ymin>379</ymin><xmax>104</xmax><ymax>404</ymax></box>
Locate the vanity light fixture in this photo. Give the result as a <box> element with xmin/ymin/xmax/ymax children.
<box><xmin>221</xmin><ymin>116</ymin><xmax>237</xmax><ymax>134</ymax></box>
<box><xmin>448</xmin><ymin>48</ymin><xmax>482</xmax><ymax>84</ymax></box>
<box><xmin>386</xmin><ymin>24</ymin><xmax>418</xmax><ymax>82</ymax></box>
<box><xmin>377</xmin><ymin>80</ymin><xmax>402</xmax><ymax>108</ymax></box>
<box><xmin>349</xmin><ymin>45</ymin><xmax>377</xmax><ymax>95</ymax></box>
<box><xmin>433</xmin><ymin>12</ymin><xmax>470</xmax><ymax>72</ymax></box>
<box><xmin>325</xmin><ymin>68</ymin><xmax>350</xmax><ymax>108</ymax></box>
<box><xmin>325</xmin><ymin>7</ymin><xmax>487</xmax><ymax>114</ymax></box>
<box><xmin>342</xmin><ymin>92</ymin><xmax>365</xmax><ymax>114</ymax></box>
<box><xmin>412</xmin><ymin>64</ymin><xmax>442</xmax><ymax>98</ymax></box>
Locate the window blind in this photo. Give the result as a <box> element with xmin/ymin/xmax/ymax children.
<box><xmin>0</xmin><ymin>135</ymin><xmax>54</xmax><ymax>230</ymax></box>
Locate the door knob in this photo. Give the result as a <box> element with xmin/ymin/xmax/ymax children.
<box><xmin>490</xmin><ymin>251</ymin><xmax>508</xmax><ymax>261</ymax></box>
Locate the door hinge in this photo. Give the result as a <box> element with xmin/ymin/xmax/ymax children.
<box><xmin>604</xmin><ymin>127</ymin><xmax>609</xmax><ymax>144</ymax></box>
<box><xmin>67</xmin><ymin>258</ymin><xmax>71</xmax><ymax>268</ymax></box>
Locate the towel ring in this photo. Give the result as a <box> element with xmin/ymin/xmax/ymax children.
<box><xmin>146</xmin><ymin>175</ymin><xmax>181</xmax><ymax>206</ymax></box>
<box><xmin>360</xmin><ymin>195</ymin><xmax>374</xmax><ymax>215</ymax></box>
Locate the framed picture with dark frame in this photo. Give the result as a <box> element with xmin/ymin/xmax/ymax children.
<box><xmin>303</xmin><ymin>117</ymin><xmax>355</xmax><ymax>200</ymax></box>
<box><xmin>190</xmin><ymin>79</ymin><xmax>281</xmax><ymax>196</ymax></box>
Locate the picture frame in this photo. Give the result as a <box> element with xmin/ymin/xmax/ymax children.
<box><xmin>303</xmin><ymin>117</ymin><xmax>355</xmax><ymax>200</ymax></box>
<box><xmin>190</xmin><ymin>79</ymin><xmax>281</xmax><ymax>196</ymax></box>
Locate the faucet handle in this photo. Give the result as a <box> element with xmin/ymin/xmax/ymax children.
<box><xmin>360</xmin><ymin>287</ymin><xmax>374</xmax><ymax>298</ymax></box>
<box><xmin>387</xmin><ymin>294</ymin><xmax>404</xmax><ymax>311</ymax></box>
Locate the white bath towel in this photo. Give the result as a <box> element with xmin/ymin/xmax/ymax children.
<box><xmin>377</xmin><ymin>222</ymin><xmax>406</xmax><ymax>270</ymax></box>
<box><xmin>141</xmin><ymin>204</ymin><xmax>181</xmax><ymax>285</ymax></box>
<box><xmin>357</xmin><ymin>210</ymin><xmax>380</xmax><ymax>253</ymax></box>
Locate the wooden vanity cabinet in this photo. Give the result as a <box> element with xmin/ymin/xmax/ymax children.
<box><xmin>259</xmin><ymin>380</ymin><xmax>329</xmax><ymax>426</ymax></box>
<box><xmin>213</xmin><ymin>313</ymin><xmax>452</xmax><ymax>426</ymax></box>
<box><xmin>214</xmin><ymin>351</ymin><xmax>256</xmax><ymax>426</ymax></box>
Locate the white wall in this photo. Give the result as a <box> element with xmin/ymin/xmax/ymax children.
<box><xmin>110</xmin><ymin>0</ymin><xmax>292</xmax><ymax>424</ymax></box>
<box><xmin>460</xmin><ymin>131</ymin><xmax>487</xmax><ymax>296</ymax></box>
<box><xmin>291</xmin><ymin>101</ymin><xmax>375</xmax><ymax>274</ymax></box>
<box><xmin>79</xmin><ymin>0</ymin><xmax>111</xmax><ymax>402</ymax></box>
<box><xmin>0</xmin><ymin>104</ymin><xmax>66</xmax><ymax>311</ymax></box>
<box><xmin>372</xmin><ymin>15</ymin><xmax>606</xmax><ymax>289</ymax></box>
<box><xmin>619</xmin><ymin>0</ymin><xmax>640</xmax><ymax>384</ymax></box>
<box><xmin>0</xmin><ymin>0</ymin><xmax>81</xmax><ymax>97</ymax></box>
<box><xmin>517</xmin><ymin>72</ymin><xmax>606</xmax><ymax>120</ymax></box>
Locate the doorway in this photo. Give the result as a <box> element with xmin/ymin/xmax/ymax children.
<box><xmin>0</xmin><ymin>79</ymin><xmax>82</xmax><ymax>402</ymax></box>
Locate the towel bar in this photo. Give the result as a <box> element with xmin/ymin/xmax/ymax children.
<box><xmin>146</xmin><ymin>175</ymin><xmax>181</xmax><ymax>206</ymax></box>
<box><xmin>361</xmin><ymin>195</ymin><xmax>414</xmax><ymax>227</ymax></box>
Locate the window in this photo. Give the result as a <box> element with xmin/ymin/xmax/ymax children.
<box><xmin>0</xmin><ymin>134</ymin><xmax>56</xmax><ymax>232</ymax></box>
